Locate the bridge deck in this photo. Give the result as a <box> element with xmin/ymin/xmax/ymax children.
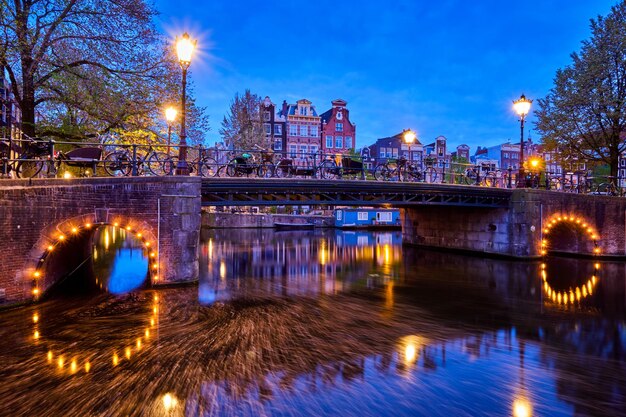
<box><xmin>201</xmin><ymin>178</ymin><xmax>513</xmax><ymax>207</ymax></box>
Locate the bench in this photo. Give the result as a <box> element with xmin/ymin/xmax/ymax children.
<box><xmin>60</xmin><ymin>147</ymin><xmax>102</xmax><ymax>176</ymax></box>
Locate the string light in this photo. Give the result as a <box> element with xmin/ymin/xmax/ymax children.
<box><xmin>541</xmin><ymin>214</ymin><xmax>601</xmax><ymax>257</ymax></box>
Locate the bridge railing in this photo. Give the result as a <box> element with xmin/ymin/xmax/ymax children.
<box><xmin>1</xmin><ymin>137</ymin><xmax>625</xmax><ymax>195</ymax></box>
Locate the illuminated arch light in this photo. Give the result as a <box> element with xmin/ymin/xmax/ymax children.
<box><xmin>31</xmin><ymin>219</ymin><xmax>159</xmax><ymax>300</ymax></box>
<box><xmin>39</xmin><ymin>291</ymin><xmax>159</xmax><ymax>375</ymax></box>
<box><xmin>541</xmin><ymin>262</ymin><xmax>600</xmax><ymax>306</ymax></box>
<box><xmin>541</xmin><ymin>214</ymin><xmax>601</xmax><ymax>256</ymax></box>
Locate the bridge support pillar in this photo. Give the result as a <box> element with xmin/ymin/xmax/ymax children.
<box><xmin>402</xmin><ymin>190</ymin><xmax>542</xmax><ymax>258</ymax></box>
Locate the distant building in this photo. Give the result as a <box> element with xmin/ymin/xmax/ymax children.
<box><xmin>452</xmin><ymin>144</ymin><xmax>470</xmax><ymax>161</ymax></box>
<box><xmin>278</xmin><ymin>99</ymin><xmax>321</xmax><ymax>162</ymax></box>
<box><xmin>260</xmin><ymin>96</ymin><xmax>286</xmax><ymax>152</ymax></box>
<box><xmin>423</xmin><ymin>135</ymin><xmax>451</xmax><ymax>176</ymax></box>
<box><xmin>366</xmin><ymin>132</ymin><xmax>424</xmax><ymax>168</ymax></box>
<box><xmin>320</xmin><ymin>99</ymin><xmax>356</xmax><ymax>156</ymax></box>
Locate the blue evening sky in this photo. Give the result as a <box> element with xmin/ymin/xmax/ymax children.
<box><xmin>154</xmin><ymin>1</ymin><xmax>616</xmax><ymax>152</ymax></box>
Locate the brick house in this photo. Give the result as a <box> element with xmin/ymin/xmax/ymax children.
<box><xmin>260</xmin><ymin>96</ymin><xmax>286</xmax><ymax>153</ymax></box>
<box><xmin>320</xmin><ymin>99</ymin><xmax>356</xmax><ymax>156</ymax></box>
<box><xmin>278</xmin><ymin>99</ymin><xmax>321</xmax><ymax>162</ymax></box>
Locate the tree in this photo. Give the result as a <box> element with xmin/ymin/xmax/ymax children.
<box><xmin>536</xmin><ymin>1</ymin><xmax>626</xmax><ymax>178</ymax></box>
<box><xmin>220</xmin><ymin>89</ymin><xmax>268</xmax><ymax>150</ymax></box>
<box><xmin>0</xmin><ymin>0</ymin><xmax>209</xmax><ymax>143</ymax></box>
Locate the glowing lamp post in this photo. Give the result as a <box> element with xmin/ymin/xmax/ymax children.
<box><xmin>513</xmin><ymin>94</ymin><xmax>532</xmax><ymax>187</ymax></box>
<box><xmin>175</xmin><ymin>33</ymin><xmax>196</xmax><ymax>175</ymax></box>
<box><xmin>403</xmin><ymin>129</ymin><xmax>416</xmax><ymax>182</ymax></box>
<box><xmin>165</xmin><ymin>106</ymin><xmax>177</xmax><ymax>157</ymax></box>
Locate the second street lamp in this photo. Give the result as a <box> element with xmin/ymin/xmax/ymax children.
<box><xmin>175</xmin><ymin>32</ymin><xmax>196</xmax><ymax>175</ymax></box>
<box><xmin>513</xmin><ymin>94</ymin><xmax>532</xmax><ymax>187</ymax></box>
<box><xmin>403</xmin><ymin>129</ymin><xmax>416</xmax><ymax>182</ymax></box>
<box><xmin>165</xmin><ymin>106</ymin><xmax>177</xmax><ymax>158</ymax></box>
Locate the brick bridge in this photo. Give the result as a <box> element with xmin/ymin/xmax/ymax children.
<box><xmin>1</xmin><ymin>177</ymin><xmax>624</xmax><ymax>305</ymax></box>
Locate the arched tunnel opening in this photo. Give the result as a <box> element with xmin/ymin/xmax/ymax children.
<box><xmin>542</xmin><ymin>215</ymin><xmax>600</xmax><ymax>257</ymax></box>
<box><xmin>37</xmin><ymin>225</ymin><xmax>150</xmax><ymax>299</ymax></box>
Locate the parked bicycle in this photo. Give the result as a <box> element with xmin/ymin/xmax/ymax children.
<box><xmin>103</xmin><ymin>144</ymin><xmax>175</xmax><ymax>176</ymax></box>
<box><xmin>462</xmin><ymin>164</ymin><xmax>504</xmax><ymax>187</ymax></box>
<box><xmin>374</xmin><ymin>156</ymin><xmax>434</xmax><ymax>182</ymax></box>
<box><xmin>592</xmin><ymin>176</ymin><xmax>624</xmax><ymax>196</ymax></box>
<box><xmin>0</xmin><ymin>137</ymin><xmax>51</xmax><ymax>178</ymax></box>
<box><xmin>274</xmin><ymin>152</ymin><xmax>319</xmax><ymax>178</ymax></box>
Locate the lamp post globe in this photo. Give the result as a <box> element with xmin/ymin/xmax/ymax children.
<box><xmin>175</xmin><ymin>33</ymin><xmax>196</xmax><ymax>175</ymax></box>
<box><xmin>402</xmin><ymin>129</ymin><xmax>416</xmax><ymax>182</ymax></box>
<box><xmin>513</xmin><ymin>94</ymin><xmax>532</xmax><ymax>187</ymax></box>
<box><xmin>165</xmin><ymin>106</ymin><xmax>177</xmax><ymax>157</ymax></box>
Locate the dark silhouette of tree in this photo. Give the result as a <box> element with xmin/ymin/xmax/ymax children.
<box><xmin>220</xmin><ymin>89</ymin><xmax>268</xmax><ymax>150</ymax></box>
<box><xmin>536</xmin><ymin>1</ymin><xmax>626</xmax><ymax>178</ymax></box>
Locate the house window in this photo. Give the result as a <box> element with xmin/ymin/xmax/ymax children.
<box><xmin>380</xmin><ymin>148</ymin><xmax>385</xmax><ymax>158</ymax></box>
<box><xmin>274</xmin><ymin>140</ymin><xmax>282</xmax><ymax>151</ymax></box>
<box><xmin>335</xmin><ymin>136</ymin><xmax>343</xmax><ymax>148</ymax></box>
<box><xmin>357</xmin><ymin>212</ymin><xmax>368</xmax><ymax>221</ymax></box>
<box><xmin>503</xmin><ymin>152</ymin><xmax>509</xmax><ymax>159</ymax></box>
<box><xmin>386</xmin><ymin>148</ymin><xmax>392</xmax><ymax>158</ymax></box>
<box><xmin>310</xmin><ymin>145</ymin><xmax>319</xmax><ymax>156</ymax></box>
<box><xmin>263</xmin><ymin>111</ymin><xmax>270</xmax><ymax>121</ymax></box>
<box><xmin>299</xmin><ymin>145</ymin><xmax>308</xmax><ymax>157</ymax></box>
<box><xmin>310</xmin><ymin>126</ymin><xmax>318</xmax><ymax>137</ymax></box>
<box><xmin>392</xmin><ymin>148</ymin><xmax>398</xmax><ymax>158</ymax></box>
<box><xmin>377</xmin><ymin>212</ymin><xmax>392</xmax><ymax>222</ymax></box>
<box><xmin>289</xmin><ymin>125</ymin><xmax>298</xmax><ymax>136</ymax></box>
<box><xmin>289</xmin><ymin>144</ymin><xmax>297</xmax><ymax>158</ymax></box>
<box><xmin>326</xmin><ymin>136</ymin><xmax>333</xmax><ymax>148</ymax></box>
<box><xmin>264</xmin><ymin>123</ymin><xmax>271</xmax><ymax>135</ymax></box>
<box><xmin>299</xmin><ymin>125</ymin><xmax>307</xmax><ymax>136</ymax></box>
<box><xmin>438</xmin><ymin>161</ymin><xmax>443</xmax><ymax>168</ymax></box>
<box><xmin>345</xmin><ymin>136</ymin><xmax>352</xmax><ymax>148</ymax></box>
<box><xmin>336</xmin><ymin>210</ymin><xmax>343</xmax><ymax>221</ymax></box>
<box><xmin>299</xmin><ymin>106</ymin><xmax>307</xmax><ymax>116</ymax></box>
<box><xmin>274</xmin><ymin>125</ymin><xmax>282</xmax><ymax>135</ymax></box>
<box><xmin>413</xmin><ymin>153</ymin><xmax>420</xmax><ymax>161</ymax></box>
<box><xmin>336</xmin><ymin>123</ymin><xmax>343</xmax><ymax>132</ymax></box>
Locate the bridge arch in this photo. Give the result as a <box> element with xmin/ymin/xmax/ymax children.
<box><xmin>541</xmin><ymin>213</ymin><xmax>601</xmax><ymax>257</ymax></box>
<box><xmin>28</xmin><ymin>213</ymin><xmax>160</xmax><ymax>301</ymax></box>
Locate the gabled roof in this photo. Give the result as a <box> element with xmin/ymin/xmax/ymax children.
<box><xmin>320</xmin><ymin>109</ymin><xmax>333</xmax><ymax>124</ymax></box>
<box><xmin>376</xmin><ymin>132</ymin><xmax>422</xmax><ymax>146</ymax></box>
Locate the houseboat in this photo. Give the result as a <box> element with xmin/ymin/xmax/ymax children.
<box><xmin>334</xmin><ymin>208</ymin><xmax>401</xmax><ymax>229</ymax></box>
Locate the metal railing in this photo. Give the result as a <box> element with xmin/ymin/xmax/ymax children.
<box><xmin>1</xmin><ymin>137</ymin><xmax>625</xmax><ymax>196</ymax></box>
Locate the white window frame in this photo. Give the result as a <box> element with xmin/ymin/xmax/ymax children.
<box><xmin>336</xmin><ymin>123</ymin><xmax>343</xmax><ymax>132</ymax></box>
<box><xmin>326</xmin><ymin>135</ymin><xmax>334</xmax><ymax>148</ymax></box>
<box><xmin>274</xmin><ymin>124</ymin><xmax>282</xmax><ymax>135</ymax></box>
<box><xmin>310</xmin><ymin>126</ymin><xmax>318</xmax><ymax>137</ymax></box>
<box><xmin>357</xmin><ymin>212</ymin><xmax>368</xmax><ymax>221</ymax></box>
<box><xmin>345</xmin><ymin>136</ymin><xmax>352</xmax><ymax>148</ymax></box>
<box><xmin>289</xmin><ymin>125</ymin><xmax>298</xmax><ymax>136</ymax></box>
<box><xmin>335</xmin><ymin>136</ymin><xmax>343</xmax><ymax>148</ymax></box>
<box><xmin>377</xmin><ymin>212</ymin><xmax>392</xmax><ymax>222</ymax></box>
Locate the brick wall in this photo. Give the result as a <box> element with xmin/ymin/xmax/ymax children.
<box><xmin>0</xmin><ymin>177</ymin><xmax>201</xmax><ymax>305</ymax></box>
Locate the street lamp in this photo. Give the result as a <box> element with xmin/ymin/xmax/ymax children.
<box><xmin>403</xmin><ymin>129</ymin><xmax>416</xmax><ymax>182</ymax></box>
<box><xmin>165</xmin><ymin>106</ymin><xmax>177</xmax><ymax>157</ymax></box>
<box><xmin>175</xmin><ymin>32</ymin><xmax>196</xmax><ymax>175</ymax></box>
<box><xmin>513</xmin><ymin>94</ymin><xmax>532</xmax><ymax>187</ymax></box>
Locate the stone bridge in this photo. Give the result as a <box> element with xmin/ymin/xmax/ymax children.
<box><xmin>1</xmin><ymin>177</ymin><xmax>625</xmax><ymax>306</ymax></box>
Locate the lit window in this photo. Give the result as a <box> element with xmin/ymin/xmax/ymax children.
<box><xmin>357</xmin><ymin>212</ymin><xmax>368</xmax><ymax>221</ymax></box>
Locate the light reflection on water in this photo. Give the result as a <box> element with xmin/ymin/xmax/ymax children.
<box><xmin>0</xmin><ymin>229</ymin><xmax>624</xmax><ymax>416</ymax></box>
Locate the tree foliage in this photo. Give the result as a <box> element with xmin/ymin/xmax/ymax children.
<box><xmin>220</xmin><ymin>89</ymin><xmax>268</xmax><ymax>150</ymax></box>
<box><xmin>536</xmin><ymin>1</ymin><xmax>626</xmax><ymax>177</ymax></box>
<box><xmin>0</xmin><ymin>0</ymin><xmax>209</xmax><ymax>143</ymax></box>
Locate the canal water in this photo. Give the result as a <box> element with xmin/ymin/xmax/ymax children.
<box><xmin>0</xmin><ymin>228</ymin><xmax>625</xmax><ymax>417</ymax></box>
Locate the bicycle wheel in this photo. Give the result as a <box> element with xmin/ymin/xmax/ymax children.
<box><xmin>103</xmin><ymin>151</ymin><xmax>131</xmax><ymax>176</ymax></box>
<box><xmin>257</xmin><ymin>161</ymin><xmax>274</xmax><ymax>178</ymax></box>
<box><xmin>225</xmin><ymin>161</ymin><xmax>242</xmax><ymax>177</ymax></box>
<box><xmin>16</xmin><ymin>157</ymin><xmax>44</xmax><ymax>178</ymax></box>
<box><xmin>463</xmin><ymin>169</ymin><xmax>477</xmax><ymax>185</ymax></box>
<box><xmin>318</xmin><ymin>160</ymin><xmax>337</xmax><ymax>179</ymax></box>
<box><xmin>405</xmin><ymin>165</ymin><xmax>422</xmax><ymax>182</ymax></box>
<box><xmin>374</xmin><ymin>164</ymin><xmax>393</xmax><ymax>181</ymax></box>
<box><xmin>199</xmin><ymin>157</ymin><xmax>219</xmax><ymax>177</ymax></box>
<box><xmin>147</xmin><ymin>152</ymin><xmax>172</xmax><ymax>176</ymax></box>
<box><xmin>483</xmin><ymin>173</ymin><xmax>496</xmax><ymax>187</ymax></box>
<box><xmin>274</xmin><ymin>160</ymin><xmax>292</xmax><ymax>178</ymax></box>
<box><xmin>424</xmin><ymin>167</ymin><xmax>438</xmax><ymax>183</ymax></box>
